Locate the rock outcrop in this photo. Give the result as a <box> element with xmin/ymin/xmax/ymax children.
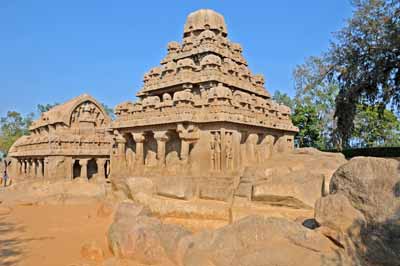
<box><xmin>108</xmin><ymin>202</ymin><xmax>191</xmax><ymax>266</ymax></box>
<box><xmin>315</xmin><ymin>157</ymin><xmax>400</xmax><ymax>266</ymax></box>
<box><xmin>235</xmin><ymin>148</ymin><xmax>347</xmax><ymax>209</ymax></box>
<box><xmin>178</xmin><ymin>215</ymin><xmax>348</xmax><ymax>266</ymax></box>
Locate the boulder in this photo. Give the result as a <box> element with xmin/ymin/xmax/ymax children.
<box><xmin>156</xmin><ymin>176</ymin><xmax>195</xmax><ymax>200</ymax></box>
<box><xmin>235</xmin><ymin>149</ymin><xmax>347</xmax><ymax>209</ymax></box>
<box><xmin>125</xmin><ymin>177</ymin><xmax>154</xmax><ymax>197</ymax></box>
<box><xmin>113</xmin><ymin>201</ymin><xmax>151</xmax><ymax>223</ymax></box>
<box><xmin>316</xmin><ymin>157</ymin><xmax>400</xmax><ymax>266</ymax></box>
<box><xmin>178</xmin><ymin>215</ymin><xmax>349</xmax><ymax>266</ymax></box>
<box><xmin>80</xmin><ymin>241</ymin><xmax>104</xmax><ymax>262</ymax></box>
<box><xmin>251</xmin><ymin>171</ymin><xmax>325</xmax><ymax>209</ymax></box>
<box><xmin>108</xmin><ymin>203</ymin><xmax>191</xmax><ymax>265</ymax></box>
<box><xmin>315</xmin><ymin>193</ymin><xmax>365</xmax><ymax>233</ymax></box>
<box><xmin>330</xmin><ymin>157</ymin><xmax>400</xmax><ymax>223</ymax></box>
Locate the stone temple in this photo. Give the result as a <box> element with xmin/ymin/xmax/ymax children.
<box><xmin>109</xmin><ymin>9</ymin><xmax>298</xmax><ymax>199</ymax></box>
<box><xmin>7</xmin><ymin>9</ymin><xmax>298</xmax><ymax>200</ymax></box>
<box><xmin>8</xmin><ymin>94</ymin><xmax>112</xmax><ymax>181</ymax></box>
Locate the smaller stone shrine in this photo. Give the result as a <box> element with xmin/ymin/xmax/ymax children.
<box><xmin>7</xmin><ymin>94</ymin><xmax>112</xmax><ymax>181</ymax></box>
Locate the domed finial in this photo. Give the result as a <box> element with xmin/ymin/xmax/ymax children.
<box><xmin>184</xmin><ymin>9</ymin><xmax>227</xmax><ymax>36</ymax></box>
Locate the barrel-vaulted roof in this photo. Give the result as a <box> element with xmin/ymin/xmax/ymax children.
<box><xmin>29</xmin><ymin>94</ymin><xmax>111</xmax><ymax>130</ymax></box>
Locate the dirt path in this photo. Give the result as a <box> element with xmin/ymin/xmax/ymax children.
<box><xmin>0</xmin><ymin>203</ymin><xmax>112</xmax><ymax>266</ymax></box>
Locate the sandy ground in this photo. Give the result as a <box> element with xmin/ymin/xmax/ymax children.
<box><xmin>0</xmin><ymin>202</ymin><xmax>112</xmax><ymax>266</ymax></box>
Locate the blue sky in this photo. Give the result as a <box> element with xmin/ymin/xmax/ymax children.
<box><xmin>0</xmin><ymin>0</ymin><xmax>353</xmax><ymax>118</ymax></box>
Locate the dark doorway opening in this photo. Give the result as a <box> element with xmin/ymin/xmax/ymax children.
<box><xmin>73</xmin><ymin>160</ymin><xmax>81</xmax><ymax>179</ymax></box>
<box><xmin>87</xmin><ymin>159</ymin><xmax>98</xmax><ymax>179</ymax></box>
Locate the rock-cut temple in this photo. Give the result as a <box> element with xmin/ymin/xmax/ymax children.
<box><xmin>7</xmin><ymin>9</ymin><xmax>298</xmax><ymax>199</ymax></box>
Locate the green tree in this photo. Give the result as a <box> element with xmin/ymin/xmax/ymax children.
<box><xmin>352</xmin><ymin>105</ymin><xmax>400</xmax><ymax>147</ymax></box>
<box><xmin>330</xmin><ymin>0</ymin><xmax>400</xmax><ymax>147</ymax></box>
<box><xmin>101</xmin><ymin>103</ymin><xmax>115</xmax><ymax>120</ymax></box>
<box><xmin>0</xmin><ymin>111</ymin><xmax>34</xmax><ymax>157</ymax></box>
<box><xmin>293</xmin><ymin>56</ymin><xmax>340</xmax><ymax>149</ymax></box>
<box><xmin>272</xmin><ymin>90</ymin><xmax>295</xmax><ymax>110</ymax></box>
<box><xmin>292</xmin><ymin>104</ymin><xmax>321</xmax><ymax>148</ymax></box>
<box><xmin>37</xmin><ymin>103</ymin><xmax>59</xmax><ymax>114</ymax></box>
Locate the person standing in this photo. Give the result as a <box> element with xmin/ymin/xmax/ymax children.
<box><xmin>2</xmin><ymin>171</ymin><xmax>8</xmax><ymax>187</ymax></box>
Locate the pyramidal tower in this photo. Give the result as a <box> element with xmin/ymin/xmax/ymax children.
<box><xmin>111</xmin><ymin>9</ymin><xmax>298</xmax><ymax>187</ymax></box>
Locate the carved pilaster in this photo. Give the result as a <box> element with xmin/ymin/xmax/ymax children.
<box><xmin>132</xmin><ymin>133</ymin><xmax>145</xmax><ymax>165</ymax></box>
<box><xmin>177</xmin><ymin>124</ymin><xmax>199</xmax><ymax>163</ymax></box>
<box><xmin>79</xmin><ymin>159</ymin><xmax>89</xmax><ymax>180</ymax></box>
<box><xmin>154</xmin><ymin>131</ymin><xmax>169</xmax><ymax>166</ymax></box>
<box><xmin>96</xmin><ymin>158</ymin><xmax>107</xmax><ymax>179</ymax></box>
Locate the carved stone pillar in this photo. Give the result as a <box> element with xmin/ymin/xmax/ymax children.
<box><xmin>18</xmin><ymin>160</ymin><xmax>22</xmax><ymax>175</ymax></box>
<box><xmin>154</xmin><ymin>131</ymin><xmax>169</xmax><ymax>166</ymax></box>
<box><xmin>38</xmin><ymin>159</ymin><xmax>44</xmax><ymax>178</ymax></box>
<box><xmin>177</xmin><ymin>124</ymin><xmax>200</xmax><ymax>163</ymax></box>
<box><xmin>96</xmin><ymin>158</ymin><xmax>107</xmax><ymax>179</ymax></box>
<box><xmin>181</xmin><ymin>140</ymin><xmax>190</xmax><ymax>162</ymax></box>
<box><xmin>33</xmin><ymin>159</ymin><xmax>38</xmax><ymax>177</ymax></box>
<box><xmin>27</xmin><ymin>159</ymin><xmax>32</xmax><ymax>177</ymax></box>
<box><xmin>246</xmin><ymin>133</ymin><xmax>259</xmax><ymax>165</ymax></box>
<box><xmin>79</xmin><ymin>159</ymin><xmax>89</xmax><ymax>180</ymax></box>
<box><xmin>132</xmin><ymin>133</ymin><xmax>145</xmax><ymax>165</ymax></box>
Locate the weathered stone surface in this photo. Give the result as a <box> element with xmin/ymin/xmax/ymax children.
<box><xmin>316</xmin><ymin>157</ymin><xmax>400</xmax><ymax>266</ymax></box>
<box><xmin>125</xmin><ymin>177</ymin><xmax>154</xmax><ymax>197</ymax></box>
<box><xmin>330</xmin><ymin>157</ymin><xmax>400</xmax><ymax>223</ymax></box>
<box><xmin>108</xmin><ymin>214</ymin><xmax>190</xmax><ymax>265</ymax></box>
<box><xmin>131</xmin><ymin>191</ymin><xmax>229</xmax><ymax>221</ymax></box>
<box><xmin>178</xmin><ymin>215</ymin><xmax>348</xmax><ymax>266</ymax></box>
<box><xmin>315</xmin><ymin>194</ymin><xmax>365</xmax><ymax>233</ymax></box>
<box><xmin>252</xmin><ymin>171</ymin><xmax>324</xmax><ymax>209</ymax></box>
<box><xmin>113</xmin><ymin>201</ymin><xmax>151</xmax><ymax>223</ymax></box>
<box><xmin>156</xmin><ymin>176</ymin><xmax>195</xmax><ymax>200</ymax></box>
<box><xmin>235</xmin><ymin>149</ymin><xmax>347</xmax><ymax>209</ymax></box>
<box><xmin>80</xmin><ymin>241</ymin><xmax>104</xmax><ymax>262</ymax></box>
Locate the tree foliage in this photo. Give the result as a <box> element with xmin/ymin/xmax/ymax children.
<box><xmin>272</xmin><ymin>91</ymin><xmax>295</xmax><ymax>110</ymax></box>
<box><xmin>331</xmin><ymin>0</ymin><xmax>400</xmax><ymax>146</ymax></box>
<box><xmin>0</xmin><ymin>111</ymin><xmax>33</xmax><ymax>157</ymax></box>
<box><xmin>353</xmin><ymin>104</ymin><xmax>400</xmax><ymax>147</ymax></box>
<box><xmin>291</xmin><ymin>104</ymin><xmax>321</xmax><ymax>147</ymax></box>
<box><xmin>37</xmin><ymin>103</ymin><xmax>59</xmax><ymax>114</ymax></box>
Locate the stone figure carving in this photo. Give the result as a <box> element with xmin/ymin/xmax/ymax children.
<box><xmin>225</xmin><ymin>132</ymin><xmax>233</xmax><ymax>170</ymax></box>
<box><xmin>173</xmin><ymin>89</ymin><xmax>194</xmax><ymax>103</ymax></box>
<box><xmin>167</xmin><ymin>41</ymin><xmax>180</xmax><ymax>54</ymax></box>
<box><xmin>210</xmin><ymin>132</ymin><xmax>222</xmax><ymax>171</ymax></box>
<box><xmin>200</xmin><ymin>54</ymin><xmax>222</xmax><ymax>69</ymax></box>
<box><xmin>199</xmin><ymin>29</ymin><xmax>216</xmax><ymax>44</ymax></box>
<box><xmin>142</xmin><ymin>96</ymin><xmax>161</xmax><ymax>108</ymax></box>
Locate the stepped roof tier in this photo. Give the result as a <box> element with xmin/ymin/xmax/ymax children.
<box><xmin>113</xmin><ymin>9</ymin><xmax>298</xmax><ymax>133</ymax></box>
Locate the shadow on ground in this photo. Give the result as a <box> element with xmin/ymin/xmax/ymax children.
<box><xmin>0</xmin><ymin>212</ymin><xmax>54</xmax><ymax>266</ymax></box>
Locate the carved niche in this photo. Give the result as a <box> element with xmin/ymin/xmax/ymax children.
<box><xmin>70</xmin><ymin>101</ymin><xmax>106</xmax><ymax>134</ymax></box>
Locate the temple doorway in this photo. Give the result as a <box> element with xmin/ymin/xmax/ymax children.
<box><xmin>73</xmin><ymin>160</ymin><xmax>81</xmax><ymax>179</ymax></box>
<box><xmin>87</xmin><ymin>159</ymin><xmax>98</xmax><ymax>179</ymax></box>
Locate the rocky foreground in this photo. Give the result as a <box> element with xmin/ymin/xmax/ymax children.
<box><xmin>1</xmin><ymin>149</ymin><xmax>399</xmax><ymax>266</ymax></box>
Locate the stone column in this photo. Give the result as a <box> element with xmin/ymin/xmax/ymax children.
<box><xmin>180</xmin><ymin>140</ymin><xmax>190</xmax><ymax>162</ymax></box>
<box><xmin>27</xmin><ymin>159</ymin><xmax>32</xmax><ymax>177</ymax></box>
<box><xmin>33</xmin><ymin>159</ymin><xmax>39</xmax><ymax>177</ymax></box>
<box><xmin>132</xmin><ymin>133</ymin><xmax>145</xmax><ymax>165</ymax></box>
<box><xmin>79</xmin><ymin>159</ymin><xmax>89</xmax><ymax>180</ymax></box>
<box><xmin>96</xmin><ymin>158</ymin><xmax>107</xmax><ymax>179</ymax></box>
<box><xmin>246</xmin><ymin>134</ymin><xmax>259</xmax><ymax>165</ymax></box>
<box><xmin>23</xmin><ymin>160</ymin><xmax>27</xmax><ymax>176</ymax></box>
<box><xmin>17</xmin><ymin>160</ymin><xmax>22</xmax><ymax>175</ymax></box>
<box><xmin>43</xmin><ymin>158</ymin><xmax>49</xmax><ymax>178</ymax></box>
<box><xmin>38</xmin><ymin>159</ymin><xmax>44</xmax><ymax>177</ymax></box>
<box><xmin>154</xmin><ymin>131</ymin><xmax>169</xmax><ymax>166</ymax></box>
